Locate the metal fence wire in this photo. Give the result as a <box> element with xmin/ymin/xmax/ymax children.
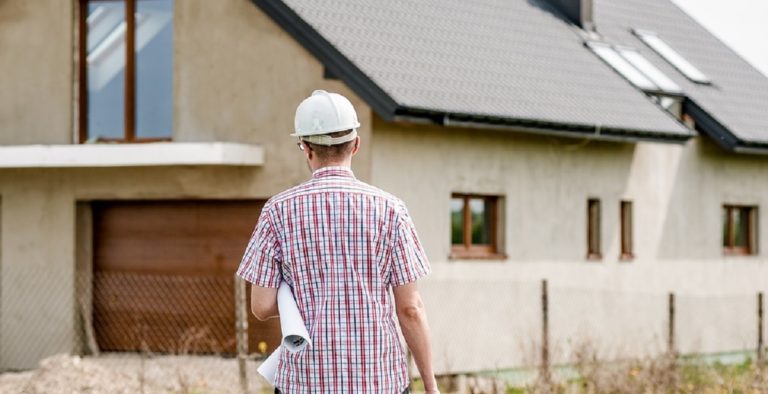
<box><xmin>0</xmin><ymin>272</ymin><xmax>765</xmax><ymax>393</ymax></box>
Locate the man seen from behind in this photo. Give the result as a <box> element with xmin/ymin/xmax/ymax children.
<box><xmin>236</xmin><ymin>90</ymin><xmax>439</xmax><ymax>394</ymax></box>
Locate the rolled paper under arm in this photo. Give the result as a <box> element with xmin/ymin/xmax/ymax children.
<box><xmin>257</xmin><ymin>282</ymin><xmax>311</xmax><ymax>386</ymax></box>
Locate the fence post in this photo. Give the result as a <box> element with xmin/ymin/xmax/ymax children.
<box><xmin>539</xmin><ymin>279</ymin><xmax>551</xmax><ymax>386</ymax></box>
<box><xmin>667</xmin><ymin>292</ymin><xmax>676</xmax><ymax>357</ymax></box>
<box><xmin>235</xmin><ymin>276</ymin><xmax>249</xmax><ymax>394</ymax></box>
<box><xmin>759</xmin><ymin>292</ymin><xmax>764</xmax><ymax>365</ymax></box>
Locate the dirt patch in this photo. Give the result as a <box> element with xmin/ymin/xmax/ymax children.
<box><xmin>0</xmin><ymin>353</ymin><xmax>270</xmax><ymax>394</ymax></box>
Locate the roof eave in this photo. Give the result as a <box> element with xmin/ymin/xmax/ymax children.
<box><xmin>251</xmin><ymin>0</ymin><xmax>400</xmax><ymax>119</ymax></box>
<box><xmin>395</xmin><ymin>108</ymin><xmax>692</xmax><ymax>144</ymax></box>
<box><xmin>683</xmin><ymin>100</ymin><xmax>768</xmax><ymax>154</ymax></box>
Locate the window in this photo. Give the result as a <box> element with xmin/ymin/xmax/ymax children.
<box><xmin>620</xmin><ymin>200</ymin><xmax>633</xmax><ymax>260</ymax></box>
<box><xmin>450</xmin><ymin>194</ymin><xmax>501</xmax><ymax>258</ymax></box>
<box><xmin>586</xmin><ymin>41</ymin><xmax>682</xmax><ymax>95</ymax></box>
<box><xmin>587</xmin><ymin>198</ymin><xmax>601</xmax><ymax>259</ymax></box>
<box><xmin>650</xmin><ymin>94</ymin><xmax>683</xmax><ymax>120</ymax></box>
<box><xmin>633</xmin><ymin>29</ymin><xmax>711</xmax><ymax>84</ymax></box>
<box><xmin>79</xmin><ymin>0</ymin><xmax>174</xmax><ymax>143</ymax></box>
<box><xmin>723</xmin><ymin>205</ymin><xmax>758</xmax><ymax>255</ymax></box>
<box><xmin>615</xmin><ymin>47</ymin><xmax>682</xmax><ymax>94</ymax></box>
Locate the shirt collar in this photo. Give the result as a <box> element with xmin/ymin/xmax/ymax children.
<box><xmin>312</xmin><ymin>166</ymin><xmax>356</xmax><ymax>179</ymax></box>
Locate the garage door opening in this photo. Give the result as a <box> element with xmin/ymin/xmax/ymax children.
<box><xmin>91</xmin><ymin>200</ymin><xmax>280</xmax><ymax>355</ymax></box>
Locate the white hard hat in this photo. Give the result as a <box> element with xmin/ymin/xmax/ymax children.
<box><xmin>292</xmin><ymin>90</ymin><xmax>360</xmax><ymax>146</ymax></box>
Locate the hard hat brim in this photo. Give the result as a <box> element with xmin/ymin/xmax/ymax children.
<box><xmin>290</xmin><ymin>123</ymin><xmax>360</xmax><ymax>138</ymax></box>
<box><xmin>296</xmin><ymin>129</ymin><xmax>358</xmax><ymax>146</ymax></box>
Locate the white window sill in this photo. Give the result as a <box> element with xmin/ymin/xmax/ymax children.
<box><xmin>0</xmin><ymin>142</ymin><xmax>264</xmax><ymax>168</ymax></box>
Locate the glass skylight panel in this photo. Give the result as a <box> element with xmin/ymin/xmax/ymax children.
<box><xmin>586</xmin><ymin>42</ymin><xmax>658</xmax><ymax>91</ymax></box>
<box><xmin>633</xmin><ymin>29</ymin><xmax>711</xmax><ymax>84</ymax></box>
<box><xmin>616</xmin><ymin>47</ymin><xmax>682</xmax><ymax>94</ymax></box>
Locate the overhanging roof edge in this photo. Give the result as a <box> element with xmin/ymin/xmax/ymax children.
<box><xmin>682</xmin><ymin>99</ymin><xmax>768</xmax><ymax>154</ymax></box>
<box><xmin>395</xmin><ymin>107</ymin><xmax>692</xmax><ymax>144</ymax></box>
<box><xmin>251</xmin><ymin>0</ymin><xmax>400</xmax><ymax>120</ymax></box>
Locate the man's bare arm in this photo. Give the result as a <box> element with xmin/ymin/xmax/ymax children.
<box><xmin>250</xmin><ymin>285</ymin><xmax>279</xmax><ymax>321</ymax></box>
<box><xmin>394</xmin><ymin>282</ymin><xmax>439</xmax><ymax>393</ymax></box>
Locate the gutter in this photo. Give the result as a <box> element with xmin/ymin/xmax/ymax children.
<box><xmin>395</xmin><ymin>108</ymin><xmax>691</xmax><ymax>144</ymax></box>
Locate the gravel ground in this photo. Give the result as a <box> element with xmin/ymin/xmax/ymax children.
<box><xmin>0</xmin><ymin>353</ymin><xmax>270</xmax><ymax>394</ymax></box>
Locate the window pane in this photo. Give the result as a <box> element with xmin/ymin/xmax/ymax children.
<box><xmin>621</xmin><ymin>201</ymin><xmax>632</xmax><ymax>255</ymax></box>
<box><xmin>634</xmin><ymin>30</ymin><xmax>710</xmax><ymax>84</ymax></box>
<box><xmin>135</xmin><ymin>0</ymin><xmax>173</xmax><ymax>138</ymax></box>
<box><xmin>87</xmin><ymin>1</ymin><xmax>126</xmax><ymax>140</ymax></box>
<box><xmin>617</xmin><ymin>48</ymin><xmax>682</xmax><ymax>94</ymax></box>
<box><xmin>734</xmin><ymin>208</ymin><xmax>749</xmax><ymax>248</ymax></box>
<box><xmin>722</xmin><ymin>207</ymin><xmax>730</xmax><ymax>247</ymax></box>
<box><xmin>470</xmin><ymin>198</ymin><xmax>491</xmax><ymax>245</ymax></box>
<box><xmin>586</xmin><ymin>42</ymin><xmax>658</xmax><ymax>92</ymax></box>
<box><xmin>588</xmin><ymin>199</ymin><xmax>601</xmax><ymax>256</ymax></box>
<box><xmin>450</xmin><ymin>198</ymin><xmax>464</xmax><ymax>245</ymax></box>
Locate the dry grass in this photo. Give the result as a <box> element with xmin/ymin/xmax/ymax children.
<box><xmin>522</xmin><ymin>344</ymin><xmax>768</xmax><ymax>394</ymax></box>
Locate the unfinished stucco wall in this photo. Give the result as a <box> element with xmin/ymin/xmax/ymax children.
<box><xmin>0</xmin><ymin>174</ymin><xmax>77</xmax><ymax>370</ymax></box>
<box><xmin>370</xmin><ymin>119</ymin><xmax>768</xmax><ymax>373</ymax></box>
<box><xmin>0</xmin><ymin>0</ymin><xmax>73</xmax><ymax>145</ymax></box>
<box><xmin>174</xmin><ymin>0</ymin><xmax>373</xmax><ymax>188</ymax></box>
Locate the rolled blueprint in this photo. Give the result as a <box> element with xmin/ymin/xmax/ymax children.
<box><xmin>257</xmin><ymin>349</ymin><xmax>280</xmax><ymax>385</ymax></box>
<box><xmin>277</xmin><ymin>282</ymin><xmax>311</xmax><ymax>352</ymax></box>
<box><xmin>257</xmin><ymin>282</ymin><xmax>311</xmax><ymax>386</ymax></box>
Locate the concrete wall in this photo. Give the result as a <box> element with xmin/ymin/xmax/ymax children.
<box><xmin>0</xmin><ymin>174</ymin><xmax>77</xmax><ymax>369</ymax></box>
<box><xmin>172</xmin><ymin>0</ymin><xmax>373</xmax><ymax>186</ymax></box>
<box><xmin>370</xmin><ymin>119</ymin><xmax>768</xmax><ymax>373</ymax></box>
<box><xmin>0</xmin><ymin>0</ymin><xmax>73</xmax><ymax>145</ymax></box>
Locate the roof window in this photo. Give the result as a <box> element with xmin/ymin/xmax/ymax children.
<box><xmin>632</xmin><ymin>29</ymin><xmax>711</xmax><ymax>84</ymax></box>
<box><xmin>586</xmin><ymin>41</ymin><xmax>682</xmax><ymax>95</ymax></box>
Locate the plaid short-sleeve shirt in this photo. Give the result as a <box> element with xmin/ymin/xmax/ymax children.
<box><xmin>237</xmin><ymin>166</ymin><xmax>430</xmax><ymax>394</ymax></box>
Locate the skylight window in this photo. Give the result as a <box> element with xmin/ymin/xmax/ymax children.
<box><xmin>633</xmin><ymin>29</ymin><xmax>711</xmax><ymax>84</ymax></box>
<box><xmin>586</xmin><ymin>42</ymin><xmax>657</xmax><ymax>91</ymax></box>
<box><xmin>615</xmin><ymin>47</ymin><xmax>682</xmax><ymax>94</ymax></box>
<box><xmin>586</xmin><ymin>42</ymin><xmax>682</xmax><ymax>95</ymax></box>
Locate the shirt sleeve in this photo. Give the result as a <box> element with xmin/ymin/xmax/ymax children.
<box><xmin>389</xmin><ymin>205</ymin><xmax>431</xmax><ymax>286</ymax></box>
<box><xmin>236</xmin><ymin>207</ymin><xmax>283</xmax><ymax>288</ymax></box>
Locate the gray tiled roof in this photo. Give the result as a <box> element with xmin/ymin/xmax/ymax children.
<box><xmin>596</xmin><ymin>0</ymin><xmax>768</xmax><ymax>146</ymax></box>
<box><xmin>259</xmin><ymin>0</ymin><xmax>768</xmax><ymax>148</ymax></box>
<box><xmin>269</xmin><ymin>0</ymin><xmax>691</xmax><ymax>141</ymax></box>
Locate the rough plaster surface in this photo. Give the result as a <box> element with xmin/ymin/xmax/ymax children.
<box><xmin>371</xmin><ymin>120</ymin><xmax>768</xmax><ymax>372</ymax></box>
<box><xmin>0</xmin><ymin>0</ymin><xmax>72</xmax><ymax>145</ymax></box>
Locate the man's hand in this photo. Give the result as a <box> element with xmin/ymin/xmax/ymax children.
<box><xmin>393</xmin><ymin>282</ymin><xmax>438</xmax><ymax>393</ymax></box>
<box><xmin>250</xmin><ymin>285</ymin><xmax>279</xmax><ymax>321</ymax></box>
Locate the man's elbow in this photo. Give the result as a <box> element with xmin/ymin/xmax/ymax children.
<box><xmin>397</xmin><ymin>302</ymin><xmax>425</xmax><ymax>322</ymax></box>
<box><xmin>251</xmin><ymin>304</ymin><xmax>274</xmax><ymax>321</ymax></box>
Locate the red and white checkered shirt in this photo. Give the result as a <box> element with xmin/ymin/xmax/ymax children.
<box><xmin>237</xmin><ymin>166</ymin><xmax>430</xmax><ymax>393</ymax></box>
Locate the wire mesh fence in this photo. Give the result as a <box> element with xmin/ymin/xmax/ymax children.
<box><xmin>0</xmin><ymin>272</ymin><xmax>765</xmax><ymax>393</ymax></box>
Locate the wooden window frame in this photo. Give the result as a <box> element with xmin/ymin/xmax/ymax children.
<box><xmin>620</xmin><ymin>200</ymin><xmax>634</xmax><ymax>261</ymax></box>
<box><xmin>78</xmin><ymin>0</ymin><xmax>172</xmax><ymax>144</ymax></box>
<box><xmin>723</xmin><ymin>205</ymin><xmax>759</xmax><ymax>256</ymax></box>
<box><xmin>450</xmin><ymin>194</ymin><xmax>504</xmax><ymax>260</ymax></box>
<box><xmin>587</xmin><ymin>198</ymin><xmax>601</xmax><ymax>260</ymax></box>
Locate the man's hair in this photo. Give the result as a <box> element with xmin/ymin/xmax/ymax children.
<box><xmin>304</xmin><ymin>130</ymin><xmax>356</xmax><ymax>163</ymax></box>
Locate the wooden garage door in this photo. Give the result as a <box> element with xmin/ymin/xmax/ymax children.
<box><xmin>92</xmin><ymin>200</ymin><xmax>281</xmax><ymax>355</ymax></box>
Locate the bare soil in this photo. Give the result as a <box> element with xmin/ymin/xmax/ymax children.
<box><xmin>0</xmin><ymin>353</ymin><xmax>270</xmax><ymax>394</ymax></box>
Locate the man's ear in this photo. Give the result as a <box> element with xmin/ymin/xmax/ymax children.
<box><xmin>351</xmin><ymin>136</ymin><xmax>361</xmax><ymax>156</ymax></box>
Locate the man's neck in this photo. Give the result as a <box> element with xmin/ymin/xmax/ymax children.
<box><xmin>310</xmin><ymin>160</ymin><xmax>352</xmax><ymax>172</ymax></box>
